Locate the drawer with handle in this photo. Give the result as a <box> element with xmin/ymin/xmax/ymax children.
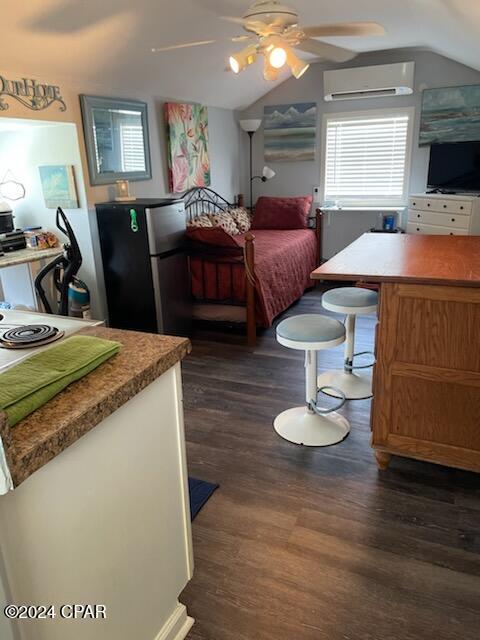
<box><xmin>408</xmin><ymin>197</ymin><xmax>472</xmax><ymax>215</ymax></box>
<box><xmin>407</xmin><ymin>222</ymin><xmax>469</xmax><ymax>235</ymax></box>
<box><xmin>407</xmin><ymin>208</ymin><xmax>470</xmax><ymax>230</ymax></box>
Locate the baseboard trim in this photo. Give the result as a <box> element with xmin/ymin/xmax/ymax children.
<box><xmin>154</xmin><ymin>602</ymin><xmax>194</xmax><ymax>640</ymax></box>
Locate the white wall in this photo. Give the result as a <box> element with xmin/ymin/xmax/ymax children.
<box><xmin>207</xmin><ymin>107</ymin><xmax>242</xmax><ymax>203</ymax></box>
<box><xmin>0</xmin><ymin>122</ymin><xmax>102</xmax><ymax>315</ymax></box>
<box><xmin>0</xmin><ymin>548</ymin><xmax>15</xmax><ymax>640</ymax></box>
<box><xmin>0</xmin><ymin>364</ymin><xmax>193</xmax><ymax>640</ymax></box>
<box><xmin>0</xmin><ymin>73</ymin><xmax>242</xmax><ymax>206</ymax></box>
<box><xmin>240</xmin><ymin>49</ymin><xmax>480</xmax><ymax>257</ymax></box>
<box><xmin>85</xmin><ymin>101</ymin><xmax>241</xmax><ymax>320</ymax></box>
<box><xmin>0</xmin><ymin>70</ymin><xmax>242</xmax><ymax>320</ymax></box>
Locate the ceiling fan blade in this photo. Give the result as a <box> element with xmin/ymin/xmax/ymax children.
<box><xmin>232</xmin><ymin>35</ymin><xmax>255</xmax><ymax>42</ymax></box>
<box><xmin>220</xmin><ymin>16</ymin><xmax>245</xmax><ymax>25</ymax></box>
<box><xmin>151</xmin><ymin>40</ymin><xmax>217</xmax><ymax>53</ymax></box>
<box><xmin>151</xmin><ymin>33</ymin><xmax>253</xmax><ymax>53</ymax></box>
<box><xmin>295</xmin><ymin>39</ymin><xmax>357</xmax><ymax>63</ymax></box>
<box><xmin>303</xmin><ymin>22</ymin><xmax>386</xmax><ymax>38</ymax></box>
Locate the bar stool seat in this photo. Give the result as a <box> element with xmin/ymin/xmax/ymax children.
<box><xmin>318</xmin><ymin>287</ymin><xmax>378</xmax><ymax>400</ymax></box>
<box><xmin>274</xmin><ymin>314</ymin><xmax>350</xmax><ymax>447</ymax></box>
<box><xmin>276</xmin><ymin>314</ymin><xmax>346</xmax><ymax>350</ymax></box>
<box><xmin>322</xmin><ymin>287</ymin><xmax>378</xmax><ymax>315</ymax></box>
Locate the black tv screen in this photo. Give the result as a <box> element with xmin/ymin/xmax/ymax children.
<box><xmin>428</xmin><ymin>142</ymin><xmax>480</xmax><ymax>192</ymax></box>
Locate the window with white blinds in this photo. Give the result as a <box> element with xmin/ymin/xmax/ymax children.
<box><xmin>120</xmin><ymin>124</ymin><xmax>146</xmax><ymax>172</ymax></box>
<box><xmin>322</xmin><ymin>109</ymin><xmax>413</xmax><ymax>206</ymax></box>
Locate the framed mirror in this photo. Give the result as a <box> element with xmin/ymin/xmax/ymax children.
<box><xmin>80</xmin><ymin>95</ymin><xmax>152</xmax><ymax>186</ymax></box>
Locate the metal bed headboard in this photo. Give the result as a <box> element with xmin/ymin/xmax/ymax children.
<box><xmin>183</xmin><ymin>187</ymin><xmax>233</xmax><ymax>221</ymax></box>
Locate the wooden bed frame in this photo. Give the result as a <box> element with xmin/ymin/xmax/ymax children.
<box><xmin>184</xmin><ymin>187</ymin><xmax>323</xmax><ymax>347</ymax></box>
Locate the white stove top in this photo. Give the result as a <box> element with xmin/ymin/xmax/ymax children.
<box><xmin>0</xmin><ymin>309</ymin><xmax>102</xmax><ymax>372</ymax></box>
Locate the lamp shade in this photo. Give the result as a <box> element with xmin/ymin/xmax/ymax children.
<box><xmin>239</xmin><ymin>119</ymin><xmax>262</xmax><ymax>133</ymax></box>
<box><xmin>230</xmin><ymin>45</ymin><xmax>258</xmax><ymax>74</ymax></box>
<box><xmin>262</xmin><ymin>166</ymin><xmax>276</xmax><ymax>180</ymax></box>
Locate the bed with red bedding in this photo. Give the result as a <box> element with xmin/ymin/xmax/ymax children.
<box><xmin>184</xmin><ymin>188</ymin><xmax>321</xmax><ymax>344</ymax></box>
<box><xmin>190</xmin><ymin>229</ymin><xmax>317</xmax><ymax>327</ymax></box>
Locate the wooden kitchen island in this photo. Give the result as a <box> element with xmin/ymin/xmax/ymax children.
<box><xmin>312</xmin><ymin>233</ymin><xmax>480</xmax><ymax>473</ymax></box>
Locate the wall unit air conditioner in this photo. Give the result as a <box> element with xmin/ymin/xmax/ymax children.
<box><xmin>324</xmin><ymin>62</ymin><xmax>415</xmax><ymax>101</ymax></box>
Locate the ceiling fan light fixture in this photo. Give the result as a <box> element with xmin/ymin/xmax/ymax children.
<box><xmin>229</xmin><ymin>44</ymin><xmax>258</xmax><ymax>73</ymax></box>
<box><xmin>269</xmin><ymin>46</ymin><xmax>287</xmax><ymax>69</ymax></box>
<box><xmin>263</xmin><ymin>58</ymin><xmax>279</xmax><ymax>81</ymax></box>
<box><xmin>291</xmin><ymin>58</ymin><xmax>309</xmax><ymax>79</ymax></box>
<box><xmin>286</xmin><ymin>49</ymin><xmax>310</xmax><ymax>79</ymax></box>
<box><xmin>229</xmin><ymin>55</ymin><xmax>241</xmax><ymax>74</ymax></box>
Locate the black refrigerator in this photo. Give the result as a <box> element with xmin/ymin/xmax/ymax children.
<box><xmin>96</xmin><ymin>198</ymin><xmax>191</xmax><ymax>336</ymax></box>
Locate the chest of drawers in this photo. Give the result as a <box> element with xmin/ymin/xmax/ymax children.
<box><xmin>407</xmin><ymin>194</ymin><xmax>480</xmax><ymax>236</ymax></box>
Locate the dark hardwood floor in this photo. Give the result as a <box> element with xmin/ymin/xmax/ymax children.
<box><xmin>182</xmin><ymin>288</ymin><xmax>480</xmax><ymax>640</ymax></box>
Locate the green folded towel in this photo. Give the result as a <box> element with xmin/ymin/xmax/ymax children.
<box><xmin>0</xmin><ymin>335</ymin><xmax>121</xmax><ymax>427</ymax></box>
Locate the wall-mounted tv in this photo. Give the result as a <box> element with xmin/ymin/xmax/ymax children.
<box><xmin>428</xmin><ymin>142</ymin><xmax>480</xmax><ymax>193</ymax></box>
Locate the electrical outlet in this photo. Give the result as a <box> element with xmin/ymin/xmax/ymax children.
<box><xmin>313</xmin><ymin>186</ymin><xmax>322</xmax><ymax>203</ymax></box>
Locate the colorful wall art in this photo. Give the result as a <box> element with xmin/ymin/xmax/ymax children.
<box><xmin>164</xmin><ymin>102</ymin><xmax>210</xmax><ymax>193</ymax></box>
<box><xmin>38</xmin><ymin>165</ymin><xmax>79</xmax><ymax>208</ymax></box>
<box><xmin>264</xmin><ymin>102</ymin><xmax>316</xmax><ymax>162</ymax></box>
<box><xmin>420</xmin><ymin>84</ymin><xmax>480</xmax><ymax>146</ymax></box>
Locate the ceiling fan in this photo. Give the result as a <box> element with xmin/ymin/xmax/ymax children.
<box><xmin>151</xmin><ymin>1</ymin><xmax>386</xmax><ymax>81</ymax></box>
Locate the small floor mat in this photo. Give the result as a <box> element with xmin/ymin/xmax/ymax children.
<box><xmin>188</xmin><ymin>477</ymin><xmax>219</xmax><ymax>521</ymax></box>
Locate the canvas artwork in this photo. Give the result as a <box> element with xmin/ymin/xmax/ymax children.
<box><xmin>264</xmin><ymin>102</ymin><xmax>316</xmax><ymax>162</ymax></box>
<box><xmin>38</xmin><ymin>165</ymin><xmax>79</xmax><ymax>209</ymax></box>
<box><xmin>420</xmin><ymin>84</ymin><xmax>480</xmax><ymax>146</ymax></box>
<box><xmin>165</xmin><ymin>102</ymin><xmax>210</xmax><ymax>193</ymax></box>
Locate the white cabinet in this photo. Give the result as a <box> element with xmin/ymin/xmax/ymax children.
<box><xmin>0</xmin><ymin>364</ymin><xmax>194</xmax><ymax>640</ymax></box>
<box><xmin>407</xmin><ymin>194</ymin><xmax>480</xmax><ymax>236</ymax></box>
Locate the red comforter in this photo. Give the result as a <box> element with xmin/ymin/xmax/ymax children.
<box><xmin>190</xmin><ymin>228</ymin><xmax>318</xmax><ymax>327</ymax></box>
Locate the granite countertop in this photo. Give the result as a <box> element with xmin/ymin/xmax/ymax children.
<box><xmin>0</xmin><ymin>326</ymin><xmax>191</xmax><ymax>487</ymax></box>
<box><xmin>0</xmin><ymin>246</ymin><xmax>62</xmax><ymax>269</ymax></box>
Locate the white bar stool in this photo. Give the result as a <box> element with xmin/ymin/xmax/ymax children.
<box><xmin>317</xmin><ymin>287</ymin><xmax>378</xmax><ymax>400</ymax></box>
<box><xmin>274</xmin><ymin>314</ymin><xmax>350</xmax><ymax>447</ymax></box>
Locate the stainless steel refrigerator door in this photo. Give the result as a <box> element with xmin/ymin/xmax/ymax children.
<box><xmin>146</xmin><ymin>203</ymin><xmax>186</xmax><ymax>255</ymax></box>
<box><xmin>150</xmin><ymin>251</ymin><xmax>192</xmax><ymax>336</ymax></box>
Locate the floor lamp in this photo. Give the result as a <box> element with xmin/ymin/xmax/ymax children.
<box><xmin>239</xmin><ymin>119</ymin><xmax>262</xmax><ymax>210</ymax></box>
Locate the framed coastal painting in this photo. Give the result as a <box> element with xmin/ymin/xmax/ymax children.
<box><xmin>264</xmin><ymin>102</ymin><xmax>316</xmax><ymax>162</ymax></box>
<box><xmin>420</xmin><ymin>84</ymin><xmax>480</xmax><ymax>146</ymax></box>
<box><xmin>164</xmin><ymin>102</ymin><xmax>210</xmax><ymax>193</ymax></box>
<box><xmin>38</xmin><ymin>165</ymin><xmax>79</xmax><ymax>209</ymax></box>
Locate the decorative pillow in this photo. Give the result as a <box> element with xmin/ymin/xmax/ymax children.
<box><xmin>187</xmin><ymin>214</ymin><xmax>213</xmax><ymax>228</ymax></box>
<box><xmin>208</xmin><ymin>211</ymin><xmax>240</xmax><ymax>235</ymax></box>
<box><xmin>186</xmin><ymin>226</ymin><xmax>242</xmax><ymax>248</ymax></box>
<box><xmin>252</xmin><ymin>196</ymin><xmax>313</xmax><ymax>230</ymax></box>
<box><xmin>228</xmin><ymin>207</ymin><xmax>252</xmax><ymax>233</ymax></box>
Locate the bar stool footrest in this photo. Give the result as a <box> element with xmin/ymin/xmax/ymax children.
<box><xmin>309</xmin><ymin>386</ymin><xmax>346</xmax><ymax>415</ymax></box>
<box><xmin>345</xmin><ymin>350</ymin><xmax>375</xmax><ymax>372</ymax></box>
<box><xmin>317</xmin><ymin>369</ymin><xmax>373</xmax><ymax>401</ymax></box>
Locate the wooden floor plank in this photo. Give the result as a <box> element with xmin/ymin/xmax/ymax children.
<box><xmin>182</xmin><ymin>288</ymin><xmax>480</xmax><ymax>639</ymax></box>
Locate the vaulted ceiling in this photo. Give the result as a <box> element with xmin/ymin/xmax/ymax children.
<box><xmin>2</xmin><ymin>0</ymin><xmax>480</xmax><ymax>110</ymax></box>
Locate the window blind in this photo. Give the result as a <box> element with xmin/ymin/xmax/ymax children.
<box><xmin>324</xmin><ymin>112</ymin><xmax>411</xmax><ymax>206</ymax></box>
<box><xmin>120</xmin><ymin>124</ymin><xmax>146</xmax><ymax>172</ymax></box>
